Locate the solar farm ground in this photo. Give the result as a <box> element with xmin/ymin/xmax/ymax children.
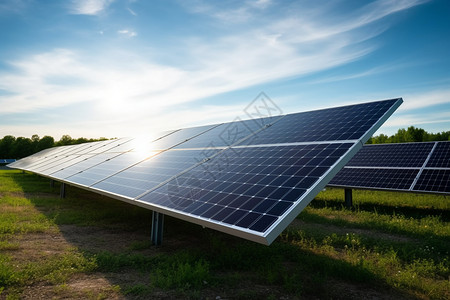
<box><xmin>0</xmin><ymin>169</ymin><xmax>448</xmax><ymax>299</ymax></box>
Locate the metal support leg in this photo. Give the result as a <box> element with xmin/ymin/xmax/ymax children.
<box><xmin>60</xmin><ymin>183</ymin><xmax>66</xmax><ymax>199</ymax></box>
<box><xmin>50</xmin><ymin>179</ymin><xmax>55</xmax><ymax>188</ymax></box>
<box><xmin>151</xmin><ymin>211</ymin><xmax>164</xmax><ymax>246</ymax></box>
<box><xmin>345</xmin><ymin>188</ymin><xmax>353</xmax><ymax>208</ymax></box>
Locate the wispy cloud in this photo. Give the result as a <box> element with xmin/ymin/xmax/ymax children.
<box><xmin>376</xmin><ymin>89</ymin><xmax>450</xmax><ymax>134</ymax></box>
<box><xmin>127</xmin><ymin>7</ymin><xmax>137</xmax><ymax>16</ymax></box>
<box><xmin>183</xmin><ymin>0</ymin><xmax>273</xmax><ymax>23</ymax></box>
<box><xmin>307</xmin><ymin>62</ymin><xmax>419</xmax><ymax>84</ymax></box>
<box><xmin>69</xmin><ymin>0</ymin><xmax>114</xmax><ymax>15</ymax></box>
<box><xmin>401</xmin><ymin>89</ymin><xmax>450</xmax><ymax>111</ymax></box>
<box><xmin>0</xmin><ymin>0</ymin><xmax>31</xmax><ymax>14</ymax></box>
<box><xmin>118</xmin><ymin>29</ymin><xmax>137</xmax><ymax>37</ymax></box>
<box><xmin>0</xmin><ymin>0</ymin><xmax>432</xmax><ymax>137</ymax></box>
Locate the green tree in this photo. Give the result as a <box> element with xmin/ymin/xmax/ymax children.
<box><xmin>406</xmin><ymin>126</ymin><xmax>425</xmax><ymax>142</ymax></box>
<box><xmin>12</xmin><ymin>137</ymin><xmax>34</xmax><ymax>158</ymax></box>
<box><xmin>369</xmin><ymin>127</ymin><xmax>450</xmax><ymax>144</ymax></box>
<box><xmin>36</xmin><ymin>136</ymin><xmax>55</xmax><ymax>152</ymax></box>
<box><xmin>0</xmin><ymin>135</ymin><xmax>16</xmax><ymax>158</ymax></box>
<box><xmin>57</xmin><ymin>135</ymin><xmax>73</xmax><ymax>146</ymax></box>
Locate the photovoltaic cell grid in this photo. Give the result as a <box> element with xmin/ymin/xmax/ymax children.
<box><xmin>240</xmin><ymin>99</ymin><xmax>399</xmax><ymax>145</ymax></box>
<box><xmin>138</xmin><ymin>143</ymin><xmax>354</xmax><ymax>235</ymax></box>
<box><xmin>8</xmin><ymin>98</ymin><xmax>402</xmax><ymax>244</ymax></box>
<box><xmin>345</xmin><ymin>142</ymin><xmax>435</xmax><ymax>167</ymax></box>
<box><xmin>329</xmin><ymin>141</ymin><xmax>450</xmax><ymax>194</ymax></box>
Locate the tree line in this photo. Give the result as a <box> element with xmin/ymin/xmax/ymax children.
<box><xmin>367</xmin><ymin>126</ymin><xmax>450</xmax><ymax>144</ymax></box>
<box><xmin>0</xmin><ymin>134</ymin><xmax>108</xmax><ymax>159</ymax></box>
<box><xmin>1</xmin><ymin>126</ymin><xmax>449</xmax><ymax>159</ymax></box>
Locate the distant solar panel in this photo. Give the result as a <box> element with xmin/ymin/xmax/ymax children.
<box><xmin>329</xmin><ymin>141</ymin><xmax>450</xmax><ymax>194</ymax></box>
<box><xmin>426</xmin><ymin>141</ymin><xmax>450</xmax><ymax>168</ymax></box>
<box><xmin>0</xmin><ymin>159</ymin><xmax>16</xmax><ymax>164</ymax></box>
<box><xmin>8</xmin><ymin>98</ymin><xmax>402</xmax><ymax>244</ymax></box>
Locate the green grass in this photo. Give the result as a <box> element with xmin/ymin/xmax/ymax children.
<box><xmin>0</xmin><ymin>170</ymin><xmax>449</xmax><ymax>299</ymax></box>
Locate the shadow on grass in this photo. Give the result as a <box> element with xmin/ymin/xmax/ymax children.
<box><xmin>5</xmin><ymin>170</ymin><xmax>418</xmax><ymax>299</ymax></box>
<box><xmin>310</xmin><ymin>197</ymin><xmax>450</xmax><ymax>222</ymax></box>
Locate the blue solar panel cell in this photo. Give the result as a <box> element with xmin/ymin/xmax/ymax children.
<box><xmin>330</xmin><ymin>168</ymin><xmax>419</xmax><ymax>190</ymax></box>
<box><xmin>137</xmin><ymin>143</ymin><xmax>353</xmax><ymax>233</ymax></box>
<box><xmin>426</xmin><ymin>141</ymin><xmax>450</xmax><ymax>168</ymax></box>
<box><xmin>329</xmin><ymin>141</ymin><xmax>450</xmax><ymax>194</ymax></box>
<box><xmin>91</xmin><ymin>149</ymin><xmax>216</xmax><ymax>198</ymax></box>
<box><xmin>175</xmin><ymin>116</ymin><xmax>282</xmax><ymax>149</ymax></box>
<box><xmin>37</xmin><ymin>155</ymin><xmax>95</xmax><ymax>175</ymax></box>
<box><xmin>239</xmin><ymin>99</ymin><xmax>399</xmax><ymax>145</ymax></box>
<box><xmin>66</xmin><ymin>151</ymin><xmax>160</xmax><ymax>186</ymax></box>
<box><xmin>413</xmin><ymin>169</ymin><xmax>450</xmax><ymax>193</ymax></box>
<box><xmin>346</xmin><ymin>142</ymin><xmax>435</xmax><ymax>168</ymax></box>
<box><xmin>50</xmin><ymin>153</ymin><xmax>120</xmax><ymax>179</ymax></box>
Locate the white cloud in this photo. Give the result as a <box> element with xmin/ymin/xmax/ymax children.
<box><xmin>183</xmin><ymin>0</ymin><xmax>273</xmax><ymax>23</ymax></box>
<box><xmin>401</xmin><ymin>89</ymin><xmax>450</xmax><ymax>111</ymax></box>
<box><xmin>0</xmin><ymin>0</ymin><xmax>433</xmax><ymax>138</ymax></box>
<box><xmin>118</xmin><ymin>29</ymin><xmax>137</xmax><ymax>37</ymax></box>
<box><xmin>70</xmin><ymin>0</ymin><xmax>114</xmax><ymax>15</ymax></box>
<box><xmin>306</xmin><ymin>62</ymin><xmax>419</xmax><ymax>85</ymax></box>
<box><xmin>384</xmin><ymin>112</ymin><xmax>450</xmax><ymax>128</ymax></box>
<box><xmin>372</xmin><ymin>89</ymin><xmax>450</xmax><ymax>135</ymax></box>
<box><xmin>127</xmin><ymin>7</ymin><xmax>137</xmax><ymax>16</ymax></box>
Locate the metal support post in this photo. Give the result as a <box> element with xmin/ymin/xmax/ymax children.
<box><xmin>344</xmin><ymin>188</ymin><xmax>353</xmax><ymax>208</ymax></box>
<box><xmin>50</xmin><ymin>179</ymin><xmax>55</xmax><ymax>188</ymax></box>
<box><xmin>151</xmin><ymin>211</ymin><xmax>164</xmax><ymax>246</ymax></box>
<box><xmin>60</xmin><ymin>183</ymin><xmax>66</xmax><ymax>199</ymax></box>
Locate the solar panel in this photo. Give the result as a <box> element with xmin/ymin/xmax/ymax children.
<box><xmin>329</xmin><ymin>141</ymin><xmax>450</xmax><ymax>194</ymax></box>
<box><xmin>0</xmin><ymin>159</ymin><xmax>16</xmax><ymax>164</ymax></box>
<box><xmin>7</xmin><ymin>98</ymin><xmax>402</xmax><ymax>244</ymax></box>
<box><xmin>425</xmin><ymin>141</ymin><xmax>450</xmax><ymax>168</ymax></box>
<box><xmin>413</xmin><ymin>169</ymin><xmax>450</xmax><ymax>193</ymax></box>
<box><xmin>329</xmin><ymin>168</ymin><xmax>419</xmax><ymax>191</ymax></box>
<box><xmin>345</xmin><ymin>142</ymin><xmax>435</xmax><ymax>168</ymax></box>
<box><xmin>137</xmin><ymin>143</ymin><xmax>354</xmax><ymax>237</ymax></box>
<box><xmin>240</xmin><ymin>99</ymin><xmax>399</xmax><ymax>145</ymax></box>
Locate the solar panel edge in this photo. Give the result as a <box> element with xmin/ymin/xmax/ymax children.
<box><xmin>326</xmin><ymin>183</ymin><xmax>411</xmax><ymax>192</ymax></box>
<box><xmin>359</xmin><ymin>98</ymin><xmax>403</xmax><ymax>145</ymax></box>
<box><xmin>134</xmin><ymin>198</ymin><xmax>269</xmax><ymax>244</ymax></box>
<box><xmin>263</xmin><ymin>99</ymin><xmax>403</xmax><ymax>244</ymax></box>
<box><xmin>54</xmin><ymin>176</ymin><xmax>271</xmax><ymax>244</ymax></box>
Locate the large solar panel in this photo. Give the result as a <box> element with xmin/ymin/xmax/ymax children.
<box><xmin>329</xmin><ymin>141</ymin><xmax>450</xmax><ymax>194</ymax></box>
<box><xmin>8</xmin><ymin>98</ymin><xmax>402</xmax><ymax>244</ymax></box>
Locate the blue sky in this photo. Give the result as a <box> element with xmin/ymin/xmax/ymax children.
<box><xmin>0</xmin><ymin>0</ymin><xmax>449</xmax><ymax>139</ymax></box>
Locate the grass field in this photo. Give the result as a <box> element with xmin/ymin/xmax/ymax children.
<box><xmin>0</xmin><ymin>169</ymin><xmax>448</xmax><ymax>299</ymax></box>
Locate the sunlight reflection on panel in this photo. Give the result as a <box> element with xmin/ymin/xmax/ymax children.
<box><xmin>128</xmin><ymin>134</ymin><xmax>161</xmax><ymax>161</ymax></box>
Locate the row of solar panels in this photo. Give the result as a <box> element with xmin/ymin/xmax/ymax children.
<box><xmin>8</xmin><ymin>99</ymin><xmax>402</xmax><ymax>244</ymax></box>
<box><xmin>329</xmin><ymin>141</ymin><xmax>449</xmax><ymax>194</ymax></box>
<box><xmin>0</xmin><ymin>159</ymin><xmax>16</xmax><ymax>164</ymax></box>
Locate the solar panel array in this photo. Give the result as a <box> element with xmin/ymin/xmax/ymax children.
<box><xmin>329</xmin><ymin>141</ymin><xmax>450</xmax><ymax>194</ymax></box>
<box><xmin>0</xmin><ymin>159</ymin><xmax>16</xmax><ymax>164</ymax></box>
<box><xmin>8</xmin><ymin>98</ymin><xmax>402</xmax><ymax>244</ymax></box>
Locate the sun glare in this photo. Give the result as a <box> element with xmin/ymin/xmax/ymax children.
<box><xmin>130</xmin><ymin>134</ymin><xmax>159</xmax><ymax>160</ymax></box>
